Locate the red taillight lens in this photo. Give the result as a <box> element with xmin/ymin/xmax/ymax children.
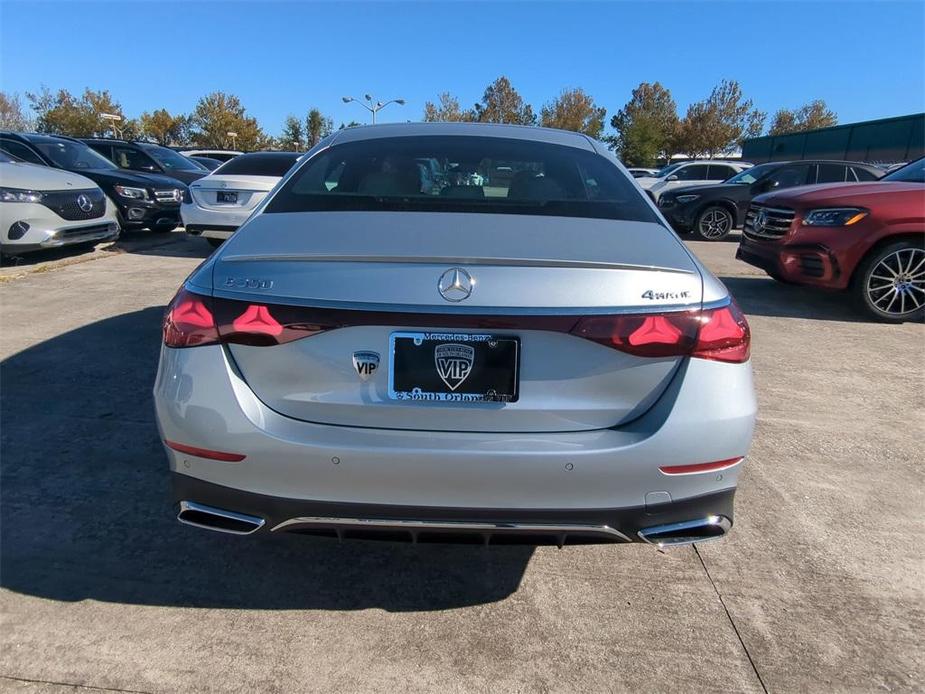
<box><xmin>571</xmin><ymin>311</ymin><xmax>699</xmax><ymax>358</ymax></box>
<box><xmin>571</xmin><ymin>301</ymin><xmax>750</xmax><ymax>363</ymax></box>
<box><xmin>163</xmin><ymin>289</ymin><xmax>220</xmax><ymax>348</ymax></box>
<box><xmin>692</xmin><ymin>300</ymin><xmax>750</xmax><ymax>363</ymax></box>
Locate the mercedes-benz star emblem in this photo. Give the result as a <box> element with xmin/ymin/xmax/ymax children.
<box><xmin>754</xmin><ymin>209</ymin><xmax>767</xmax><ymax>232</ymax></box>
<box><xmin>77</xmin><ymin>194</ymin><xmax>93</xmax><ymax>213</ymax></box>
<box><xmin>437</xmin><ymin>267</ymin><xmax>474</xmax><ymax>302</ymax></box>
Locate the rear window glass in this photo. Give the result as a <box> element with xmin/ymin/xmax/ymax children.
<box><xmin>215</xmin><ymin>153</ymin><xmax>300</xmax><ymax>177</ymax></box>
<box><xmin>266</xmin><ymin>135</ymin><xmax>657</xmax><ymax>222</ymax></box>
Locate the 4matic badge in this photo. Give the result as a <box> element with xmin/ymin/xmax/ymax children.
<box><xmin>641</xmin><ymin>289</ymin><xmax>690</xmax><ymax>301</ymax></box>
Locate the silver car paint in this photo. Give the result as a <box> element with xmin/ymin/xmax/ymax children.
<box><xmin>155</xmin><ymin>344</ymin><xmax>754</xmax><ymax>509</ymax></box>
<box><xmin>156</xmin><ymin>122</ymin><xmax>755</xmax><ymax>530</ymax></box>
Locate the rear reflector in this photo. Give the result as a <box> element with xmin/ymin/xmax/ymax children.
<box><xmin>659</xmin><ymin>457</ymin><xmax>743</xmax><ymax>475</ymax></box>
<box><xmin>164</xmin><ymin>440</ymin><xmax>246</xmax><ymax>462</ymax></box>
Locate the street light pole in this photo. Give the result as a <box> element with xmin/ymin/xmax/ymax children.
<box><xmin>227</xmin><ymin>131</ymin><xmax>238</xmax><ymax>150</ymax></box>
<box><xmin>100</xmin><ymin>113</ymin><xmax>123</xmax><ymax>139</ymax></box>
<box><xmin>342</xmin><ymin>94</ymin><xmax>406</xmax><ymax>124</ymax></box>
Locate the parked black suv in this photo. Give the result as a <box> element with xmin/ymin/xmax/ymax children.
<box><xmin>658</xmin><ymin>160</ymin><xmax>884</xmax><ymax>240</ymax></box>
<box><xmin>0</xmin><ymin>132</ymin><xmax>188</xmax><ymax>232</ymax></box>
<box><xmin>82</xmin><ymin>138</ymin><xmax>208</xmax><ymax>185</ymax></box>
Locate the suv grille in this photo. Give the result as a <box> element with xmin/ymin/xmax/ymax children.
<box><xmin>41</xmin><ymin>189</ymin><xmax>106</xmax><ymax>221</ymax></box>
<box><xmin>743</xmin><ymin>204</ymin><xmax>796</xmax><ymax>240</ymax></box>
<box><xmin>154</xmin><ymin>188</ymin><xmax>182</xmax><ymax>203</ymax></box>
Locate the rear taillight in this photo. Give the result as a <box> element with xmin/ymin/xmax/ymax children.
<box><xmin>162</xmin><ymin>288</ymin><xmax>330</xmax><ymax>348</ymax></box>
<box><xmin>571</xmin><ymin>300</ymin><xmax>750</xmax><ymax>363</ymax></box>
<box><xmin>163</xmin><ymin>289</ymin><xmax>221</xmax><ymax>347</ymax></box>
<box><xmin>692</xmin><ymin>300</ymin><xmax>750</xmax><ymax>363</ymax></box>
<box><xmin>571</xmin><ymin>311</ymin><xmax>699</xmax><ymax>358</ymax></box>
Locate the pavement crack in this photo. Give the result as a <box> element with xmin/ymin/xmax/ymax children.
<box><xmin>693</xmin><ymin>545</ymin><xmax>770</xmax><ymax>694</ymax></box>
<box><xmin>0</xmin><ymin>674</ymin><xmax>154</xmax><ymax>694</ymax></box>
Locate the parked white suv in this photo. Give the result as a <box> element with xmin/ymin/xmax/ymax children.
<box><xmin>637</xmin><ymin>160</ymin><xmax>751</xmax><ymax>202</ymax></box>
<box><xmin>0</xmin><ymin>151</ymin><xmax>119</xmax><ymax>256</ymax></box>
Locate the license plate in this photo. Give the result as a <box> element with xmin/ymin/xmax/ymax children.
<box><xmin>216</xmin><ymin>191</ymin><xmax>238</xmax><ymax>203</ymax></box>
<box><xmin>389</xmin><ymin>332</ymin><xmax>519</xmax><ymax>403</ymax></box>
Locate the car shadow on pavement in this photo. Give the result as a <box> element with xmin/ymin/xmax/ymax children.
<box><xmin>721</xmin><ymin>276</ymin><xmax>866</xmax><ymax>323</ymax></box>
<box><xmin>0</xmin><ymin>308</ymin><xmax>532</xmax><ymax>611</ymax></box>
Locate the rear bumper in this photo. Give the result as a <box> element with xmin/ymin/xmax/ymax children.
<box><xmin>172</xmin><ymin>472</ymin><xmax>735</xmax><ymax>545</ymax></box>
<box><xmin>185</xmin><ymin>224</ymin><xmax>238</xmax><ymax>240</ymax></box>
<box><xmin>154</xmin><ymin>342</ymin><xmax>755</xmax><ymax>536</ymax></box>
<box><xmin>181</xmin><ymin>203</ymin><xmax>249</xmax><ymax>239</ymax></box>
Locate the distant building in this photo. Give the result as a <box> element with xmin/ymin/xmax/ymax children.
<box><xmin>742</xmin><ymin>113</ymin><xmax>924</xmax><ymax>165</ymax></box>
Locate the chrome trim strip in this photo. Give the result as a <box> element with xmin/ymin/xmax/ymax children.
<box><xmin>207</xmin><ymin>288</ymin><xmax>705</xmax><ymax>316</ymax></box>
<box><xmin>177</xmin><ymin>501</ymin><xmax>265</xmax><ymax>535</ymax></box>
<box><xmin>220</xmin><ymin>254</ymin><xmax>696</xmax><ymax>274</ymax></box>
<box><xmin>637</xmin><ymin>515</ymin><xmax>731</xmax><ymax>547</ymax></box>
<box><xmin>271</xmin><ymin>515</ymin><xmax>632</xmax><ymax>541</ymax></box>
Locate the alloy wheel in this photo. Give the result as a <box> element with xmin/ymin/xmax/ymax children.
<box><xmin>698</xmin><ymin>208</ymin><xmax>732</xmax><ymax>240</ymax></box>
<box><xmin>866</xmin><ymin>247</ymin><xmax>925</xmax><ymax>317</ymax></box>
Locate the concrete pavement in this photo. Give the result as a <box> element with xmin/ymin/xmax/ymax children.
<box><xmin>1</xmin><ymin>233</ymin><xmax>922</xmax><ymax>693</ymax></box>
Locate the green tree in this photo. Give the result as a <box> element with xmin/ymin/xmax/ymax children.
<box><xmin>27</xmin><ymin>87</ymin><xmax>126</xmax><ymax>137</ymax></box>
<box><xmin>338</xmin><ymin>121</ymin><xmax>362</xmax><ymax>130</ymax></box>
<box><xmin>187</xmin><ymin>92</ymin><xmax>267</xmax><ymax>150</ymax></box>
<box><xmin>609</xmin><ymin>82</ymin><xmax>680</xmax><ymax>166</ymax></box>
<box><xmin>423</xmin><ymin>92</ymin><xmax>473</xmax><ymax>122</ymax></box>
<box><xmin>280</xmin><ymin>114</ymin><xmax>305</xmax><ymax>150</ymax></box>
<box><xmin>768</xmin><ymin>100</ymin><xmax>837</xmax><ymax>136</ymax></box>
<box><xmin>306</xmin><ymin>108</ymin><xmax>333</xmax><ymax>147</ymax></box>
<box><xmin>139</xmin><ymin>108</ymin><xmax>189</xmax><ymax>145</ymax></box>
<box><xmin>0</xmin><ymin>92</ymin><xmax>32</xmax><ymax>131</ymax></box>
<box><xmin>473</xmin><ymin>77</ymin><xmax>536</xmax><ymax>125</ymax></box>
<box><xmin>540</xmin><ymin>88</ymin><xmax>605</xmax><ymax>138</ymax></box>
<box><xmin>676</xmin><ymin>80</ymin><xmax>765</xmax><ymax>157</ymax></box>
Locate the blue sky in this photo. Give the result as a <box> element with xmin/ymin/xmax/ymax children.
<box><xmin>1</xmin><ymin>0</ymin><xmax>923</xmax><ymax>136</ymax></box>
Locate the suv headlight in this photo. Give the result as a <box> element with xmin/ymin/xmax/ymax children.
<box><xmin>114</xmin><ymin>185</ymin><xmax>149</xmax><ymax>200</ymax></box>
<box><xmin>0</xmin><ymin>187</ymin><xmax>44</xmax><ymax>203</ymax></box>
<box><xmin>802</xmin><ymin>208</ymin><xmax>868</xmax><ymax>227</ymax></box>
<box><xmin>676</xmin><ymin>194</ymin><xmax>700</xmax><ymax>204</ymax></box>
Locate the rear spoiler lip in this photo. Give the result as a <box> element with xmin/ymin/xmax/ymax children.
<box><xmin>217</xmin><ymin>253</ymin><xmax>697</xmax><ymax>275</ymax></box>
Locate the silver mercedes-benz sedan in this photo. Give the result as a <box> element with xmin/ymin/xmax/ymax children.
<box><xmin>155</xmin><ymin>122</ymin><xmax>756</xmax><ymax>547</ymax></box>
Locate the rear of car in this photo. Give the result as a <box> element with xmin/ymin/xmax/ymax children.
<box><xmin>0</xmin><ymin>154</ymin><xmax>119</xmax><ymax>255</ymax></box>
<box><xmin>737</xmin><ymin>158</ymin><xmax>925</xmax><ymax>322</ymax></box>
<box><xmin>182</xmin><ymin>152</ymin><xmax>300</xmax><ymax>246</ymax></box>
<box><xmin>155</xmin><ymin>124</ymin><xmax>756</xmax><ymax>547</ymax></box>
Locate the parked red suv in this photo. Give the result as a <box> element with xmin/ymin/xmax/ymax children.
<box><xmin>736</xmin><ymin>158</ymin><xmax>924</xmax><ymax>322</ymax></box>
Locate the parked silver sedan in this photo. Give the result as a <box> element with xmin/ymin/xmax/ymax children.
<box><xmin>154</xmin><ymin>122</ymin><xmax>756</xmax><ymax>547</ymax></box>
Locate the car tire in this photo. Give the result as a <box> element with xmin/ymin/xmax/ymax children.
<box><xmin>152</xmin><ymin>222</ymin><xmax>178</xmax><ymax>234</ymax></box>
<box><xmin>853</xmin><ymin>239</ymin><xmax>925</xmax><ymax>323</ymax></box>
<box><xmin>694</xmin><ymin>206</ymin><xmax>734</xmax><ymax>241</ymax></box>
<box><xmin>206</xmin><ymin>238</ymin><xmax>224</xmax><ymax>249</ymax></box>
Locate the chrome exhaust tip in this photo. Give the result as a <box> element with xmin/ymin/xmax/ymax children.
<box><xmin>637</xmin><ymin>515</ymin><xmax>731</xmax><ymax>548</ymax></box>
<box><xmin>177</xmin><ymin>501</ymin><xmax>265</xmax><ymax>535</ymax></box>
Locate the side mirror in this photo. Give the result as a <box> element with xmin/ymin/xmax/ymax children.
<box><xmin>666</xmin><ymin>174</ymin><xmax>679</xmax><ymax>182</ymax></box>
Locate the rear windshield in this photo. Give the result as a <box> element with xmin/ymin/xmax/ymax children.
<box><xmin>266</xmin><ymin>135</ymin><xmax>657</xmax><ymax>222</ymax></box>
<box><xmin>215</xmin><ymin>153</ymin><xmax>300</xmax><ymax>177</ymax></box>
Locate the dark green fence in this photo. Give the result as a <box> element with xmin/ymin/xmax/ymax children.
<box><xmin>742</xmin><ymin>113</ymin><xmax>924</xmax><ymax>165</ymax></box>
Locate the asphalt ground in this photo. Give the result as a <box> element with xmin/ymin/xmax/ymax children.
<box><xmin>1</xmin><ymin>230</ymin><xmax>922</xmax><ymax>693</ymax></box>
